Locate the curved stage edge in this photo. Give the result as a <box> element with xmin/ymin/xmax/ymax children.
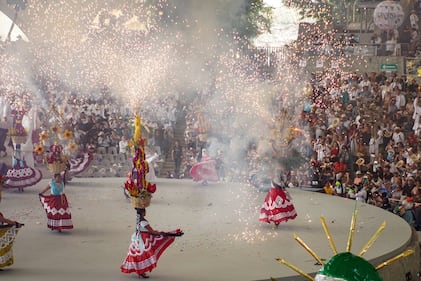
<box><xmin>0</xmin><ymin>178</ymin><xmax>419</xmax><ymax>281</ymax></box>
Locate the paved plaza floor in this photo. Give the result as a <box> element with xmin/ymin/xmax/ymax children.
<box><xmin>0</xmin><ymin>177</ymin><xmax>412</xmax><ymax>281</ymax></box>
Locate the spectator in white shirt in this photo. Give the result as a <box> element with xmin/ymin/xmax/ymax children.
<box><xmin>119</xmin><ymin>135</ymin><xmax>129</xmax><ymax>155</ymax></box>
<box><xmin>410</xmin><ymin>10</ymin><xmax>419</xmax><ymax>30</ymax></box>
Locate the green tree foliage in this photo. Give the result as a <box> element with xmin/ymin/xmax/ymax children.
<box><xmin>283</xmin><ymin>0</ymin><xmax>351</xmax><ymax>26</ymax></box>
<box><xmin>155</xmin><ymin>0</ymin><xmax>273</xmax><ymax>44</ymax></box>
<box><xmin>228</xmin><ymin>0</ymin><xmax>273</xmax><ymax>42</ymax></box>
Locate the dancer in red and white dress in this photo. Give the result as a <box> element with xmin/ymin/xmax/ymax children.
<box><xmin>4</xmin><ymin>143</ymin><xmax>42</xmax><ymax>192</ymax></box>
<box><xmin>120</xmin><ymin>208</ymin><xmax>183</xmax><ymax>278</ymax></box>
<box><xmin>65</xmin><ymin>152</ymin><xmax>93</xmax><ymax>182</ymax></box>
<box><xmin>38</xmin><ymin>173</ymin><xmax>73</xmax><ymax>232</ymax></box>
<box><xmin>259</xmin><ymin>178</ymin><xmax>297</xmax><ymax>227</ymax></box>
<box><xmin>189</xmin><ymin>148</ymin><xmax>219</xmax><ymax>185</ymax></box>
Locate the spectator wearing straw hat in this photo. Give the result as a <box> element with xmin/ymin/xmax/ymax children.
<box><xmin>392</xmin><ymin>126</ymin><xmax>405</xmax><ymax>145</ymax></box>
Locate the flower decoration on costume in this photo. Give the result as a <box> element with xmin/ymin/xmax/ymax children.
<box><xmin>34</xmin><ymin>118</ymin><xmax>77</xmax><ymax>173</ymax></box>
<box><xmin>50</xmin><ymin>124</ymin><xmax>61</xmax><ymax>135</ymax></box>
<box><xmin>63</xmin><ymin>129</ymin><xmax>73</xmax><ymax>140</ymax></box>
<box><xmin>39</xmin><ymin>130</ymin><xmax>49</xmax><ymax>142</ymax></box>
<box><xmin>34</xmin><ymin>144</ymin><xmax>45</xmax><ymax>155</ymax></box>
<box><xmin>124</xmin><ymin>178</ymin><xmax>139</xmax><ymax>197</ymax></box>
<box><xmin>127</xmin><ymin>139</ymin><xmax>134</xmax><ymax>149</ymax></box>
<box><xmin>124</xmin><ymin>115</ymin><xmax>156</xmax><ymax>207</ymax></box>
<box><xmin>67</xmin><ymin>141</ymin><xmax>78</xmax><ymax>153</ymax></box>
<box><xmin>43</xmin><ymin>143</ymin><xmax>68</xmax><ymax>174</ymax></box>
<box><xmin>46</xmin><ymin>144</ymin><xmax>65</xmax><ymax>163</ymax></box>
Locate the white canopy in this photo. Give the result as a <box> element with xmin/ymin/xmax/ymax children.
<box><xmin>0</xmin><ymin>10</ymin><xmax>28</xmax><ymax>41</ymax></box>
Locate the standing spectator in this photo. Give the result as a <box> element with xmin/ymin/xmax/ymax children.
<box><xmin>410</xmin><ymin>28</ymin><xmax>418</xmax><ymax>45</ymax></box>
<box><xmin>171</xmin><ymin>140</ymin><xmax>183</xmax><ymax>178</ymax></box>
<box><xmin>118</xmin><ymin>135</ymin><xmax>129</xmax><ymax>157</ymax></box>
<box><xmin>215</xmin><ymin>150</ymin><xmax>226</xmax><ymax>181</ymax></box>
<box><xmin>96</xmin><ymin>131</ymin><xmax>109</xmax><ymax>154</ymax></box>
<box><xmin>153</xmin><ymin>125</ymin><xmax>164</xmax><ymax>157</ymax></box>
<box><xmin>410</xmin><ymin>10</ymin><xmax>419</xmax><ymax>30</ymax></box>
<box><xmin>0</xmin><ymin>122</ymin><xmax>8</xmax><ymax>158</ymax></box>
<box><xmin>394</xmin><ymin>88</ymin><xmax>406</xmax><ymax>110</ymax></box>
<box><xmin>333</xmin><ymin>157</ymin><xmax>347</xmax><ymax>180</ymax></box>
<box><xmin>349</xmin><ymin>183</ymin><xmax>369</xmax><ymax>202</ymax></box>
<box><xmin>108</xmin><ymin>130</ymin><xmax>120</xmax><ymax>155</ymax></box>
<box><xmin>392</xmin><ymin>126</ymin><xmax>405</xmax><ymax>145</ymax></box>
<box><xmin>385</xmin><ymin>34</ymin><xmax>397</xmax><ymax>55</ymax></box>
<box><xmin>413</xmin><ymin>92</ymin><xmax>421</xmax><ymax>135</ymax></box>
<box><xmin>0</xmin><ymin>95</ymin><xmax>10</xmax><ymax>158</ymax></box>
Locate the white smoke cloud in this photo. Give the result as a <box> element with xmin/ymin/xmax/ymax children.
<box><xmin>2</xmin><ymin>0</ymin><xmax>308</xmax><ymax>171</ymax></box>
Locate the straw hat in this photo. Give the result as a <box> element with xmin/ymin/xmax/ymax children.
<box><xmin>410</xmin><ymin>154</ymin><xmax>419</xmax><ymax>162</ymax></box>
<box><xmin>328</xmin><ymin>118</ymin><xmax>340</xmax><ymax>129</ymax></box>
<box><xmin>396</xmin><ymin>160</ymin><xmax>405</xmax><ymax>168</ymax></box>
<box><xmin>356</xmin><ymin>158</ymin><xmax>365</xmax><ymax>166</ymax></box>
<box><xmin>346</xmin><ymin>104</ymin><xmax>353</xmax><ymax>111</ymax></box>
<box><xmin>383</xmin><ymin>130</ymin><xmax>392</xmax><ymax>138</ymax></box>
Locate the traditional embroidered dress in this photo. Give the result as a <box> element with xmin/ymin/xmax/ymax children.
<box><xmin>4</xmin><ymin>144</ymin><xmax>42</xmax><ymax>191</ymax></box>
<box><xmin>259</xmin><ymin>180</ymin><xmax>297</xmax><ymax>225</ymax></box>
<box><xmin>120</xmin><ymin>213</ymin><xmax>182</xmax><ymax>276</ymax></box>
<box><xmin>39</xmin><ymin>179</ymin><xmax>73</xmax><ymax>231</ymax></box>
<box><xmin>0</xmin><ymin>222</ymin><xmax>21</xmax><ymax>269</ymax></box>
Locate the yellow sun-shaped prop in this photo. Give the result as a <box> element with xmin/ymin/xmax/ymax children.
<box><xmin>274</xmin><ymin>206</ymin><xmax>414</xmax><ymax>281</ymax></box>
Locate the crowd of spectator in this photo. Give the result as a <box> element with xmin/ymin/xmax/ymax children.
<box><xmin>284</xmin><ymin>70</ymin><xmax>421</xmax><ymax>229</ymax></box>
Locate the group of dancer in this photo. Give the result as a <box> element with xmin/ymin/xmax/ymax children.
<box><xmin>0</xmin><ymin>110</ymin><xmax>293</xmax><ymax>277</ymax></box>
<box><xmin>1</xmin><ymin>169</ymin><xmax>185</xmax><ymax>278</ymax></box>
<box><xmin>0</xmin><ymin>167</ymin><xmax>73</xmax><ymax>272</ymax></box>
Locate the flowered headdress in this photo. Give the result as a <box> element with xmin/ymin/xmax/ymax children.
<box><xmin>124</xmin><ymin>115</ymin><xmax>156</xmax><ymax>208</ymax></box>
<box><xmin>34</xmin><ymin>122</ymin><xmax>76</xmax><ymax>174</ymax></box>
